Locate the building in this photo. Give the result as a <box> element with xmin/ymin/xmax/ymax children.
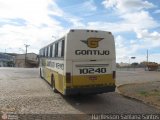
<box><xmin>15</xmin><ymin>53</ymin><xmax>39</xmax><ymax>68</ymax></box>
<box><xmin>0</xmin><ymin>53</ymin><xmax>15</xmax><ymax>67</ymax></box>
<box><xmin>119</xmin><ymin>62</ymin><xmax>130</xmax><ymax>67</ymax></box>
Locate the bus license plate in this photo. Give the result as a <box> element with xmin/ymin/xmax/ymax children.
<box><xmin>89</xmin><ymin>76</ymin><xmax>97</xmax><ymax>80</ymax></box>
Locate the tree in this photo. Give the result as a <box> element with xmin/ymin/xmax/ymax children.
<box><xmin>7</xmin><ymin>61</ymin><xmax>14</xmax><ymax>67</ymax></box>
<box><xmin>131</xmin><ymin>62</ymin><xmax>139</xmax><ymax>67</ymax></box>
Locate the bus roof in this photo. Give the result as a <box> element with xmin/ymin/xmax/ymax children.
<box><xmin>40</xmin><ymin>29</ymin><xmax>113</xmax><ymax>50</ymax></box>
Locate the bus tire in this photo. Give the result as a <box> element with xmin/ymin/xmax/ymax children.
<box><xmin>51</xmin><ymin>74</ymin><xmax>58</xmax><ymax>93</ymax></box>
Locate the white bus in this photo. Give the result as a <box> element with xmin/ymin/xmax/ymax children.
<box><xmin>39</xmin><ymin>29</ymin><xmax>116</xmax><ymax>95</ymax></box>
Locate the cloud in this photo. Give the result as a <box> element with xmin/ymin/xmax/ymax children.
<box><xmin>102</xmin><ymin>0</ymin><xmax>155</xmax><ymax>13</ymax></box>
<box><xmin>0</xmin><ymin>0</ymin><xmax>87</xmax><ymax>53</ymax></box>
<box><xmin>101</xmin><ymin>1</ymin><xmax>158</xmax><ymax>32</ymax></box>
<box><xmin>135</xmin><ymin>29</ymin><xmax>160</xmax><ymax>48</ymax></box>
<box><xmin>101</xmin><ymin>0</ymin><xmax>160</xmax><ymax>63</ymax></box>
<box><xmin>0</xmin><ymin>24</ymin><xmax>66</xmax><ymax>53</ymax></box>
<box><xmin>62</xmin><ymin>0</ymin><xmax>97</xmax><ymax>13</ymax></box>
<box><xmin>86</xmin><ymin>10</ymin><xmax>158</xmax><ymax>33</ymax></box>
<box><xmin>82</xmin><ymin>1</ymin><xmax>157</xmax><ymax>33</ymax></box>
<box><xmin>86</xmin><ymin>21</ymin><xmax>133</xmax><ymax>33</ymax></box>
<box><xmin>0</xmin><ymin>0</ymin><xmax>159</xmax><ymax>63</ymax></box>
<box><xmin>154</xmin><ymin>9</ymin><xmax>160</xmax><ymax>14</ymax></box>
<box><xmin>115</xmin><ymin>29</ymin><xmax>160</xmax><ymax>63</ymax></box>
<box><xmin>136</xmin><ymin>29</ymin><xmax>160</xmax><ymax>40</ymax></box>
<box><xmin>68</xmin><ymin>18</ymin><xmax>85</xmax><ymax>28</ymax></box>
<box><xmin>83</xmin><ymin>0</ymin><xmax>97</xmax><ymax>11</ymax></box>
<box><xmin>121</xmin><ymin>11</ymin><xmax>158</xmax><ymax>29</ymax></box>
<box><xmin>0</xmin><ymin>0</ymin><xmax>68</xmax><ymax>53</ymax></box>
<box><xmin>0</xmin><ymin>18</ymin><xmax>27</xmax><ymax>27</ymax></box>
<box><xmin>115</xmin><ymin>36</ymin><xmax>139</xmax><ymax>63</ymax></box>
<box><xmin>115</xmin><ymin>35</ymin><xmax>130</xmax><ymax>60</ymax></box>
<box><xmin>0</xmin><ymin>0</ymin><xmax>63</xmax><ymax>26</ymax></box>
<box><xmin>115</xmin><ymin>34</ymin><xmax>160</xmax><ymax>63</ymax></box>
<box><xmin>102</xmin><ymin>0</ymin><xmax>117</xmax><ymax>8</ymax></box>
<box><xmin>100</xmin><ymin>0</ymin><xmax>158</xmax><ymax>32</ymax></box>
<box><xmin>115</xmin><ymin>35</ymin><xmax>140</xmax><ymax>61</ymax></box>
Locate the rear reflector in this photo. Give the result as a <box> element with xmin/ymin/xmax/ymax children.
<box><xmin>66</xmin><ymin>72</ymin><xmax>71</xmax><ymax>83</ymax></box>
<box><xmin>113</xmin><ymin>71</ymin><xmax>116</xmax><ymax>79</ymax></box>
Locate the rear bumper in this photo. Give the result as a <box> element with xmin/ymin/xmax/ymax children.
<box><xmin>64</xmin><ymin>85</ymin><xmax>116</xmax><ymax>95</ymax></box>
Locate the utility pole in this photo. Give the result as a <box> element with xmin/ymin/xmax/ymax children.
<box><xmin>146</xmin><ymin>49</ymin><xmax>149</xmax><ymax>71</ymax></box>
<box><xmin>24</xmin><ymin>44</ymin><xmax>30</xmax><ymax>67</ymax></box>
<box><xmin>147</xmin><ymin>49</ymin><xmax>148</xmax><ymax>64</ymax></box>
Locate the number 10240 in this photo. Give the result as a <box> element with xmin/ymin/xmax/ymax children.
<box><xmin>79</xmin><ymin>68</ymin><xmax>107</xmax><ymax>74</ymax></box>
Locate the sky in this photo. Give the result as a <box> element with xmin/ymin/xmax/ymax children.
<box><xmin>0</xmin><ymin>0</ymin><xmax>160</xmax><ymax>63</ymax></box>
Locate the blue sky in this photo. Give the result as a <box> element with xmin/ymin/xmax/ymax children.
<box><xmin>0</xmin><ymin>0</ymin><xmax>160</xmax><ymax>63</ymax></box>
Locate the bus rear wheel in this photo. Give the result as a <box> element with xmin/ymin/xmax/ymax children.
<box><xmin>51</xmin><ymin>74</ymin><xmax>58</xmax><ymax>93</ymax></box>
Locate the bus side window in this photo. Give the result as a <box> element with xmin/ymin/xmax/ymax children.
<box><xmin>46</xmin><ymin>47</ymin><xmax>49</xmax><ymax>58</ymax></box>
<box><xmin>39</xmin><ymin>50</ymin><xmax>41</xmax><ymax>57</ymax></box>
<box><xmin>45</xmin><ymin>48</ymin><xmax>47</xmax><ymax>57</ymax></box>
<box><xmin>61</xmin><ymin>40</ymin><xmax>65</xmax><ymax>57</ymax></box>
<box><xmin>55</xmin><ymin>43</ymin><xmax>58</xmax><ymax>57</ymax></box>
<box><xmin>40</xmin><ymin>49</ymin><xmax>42</xmax><ymax>57</ymax></box>
<box><xmin>52</xmin><ymin>44</ymin><xmax>55</xmax><ymax>57</ymax></box>
<box><xmin>43</xmin><ymin>49</ymin><xmax>45</xmax><ymax>57</ymax></box>
<box><xmin>58</xmin><ymin>41</ymin><xmax>62</xmax><ymax>57</ymax></box>
<box><xmin>41</xmin><ymin>49</ymin><xmax>43</xmax><ymax>57</ymax></box>
<box><xmin>48</xmin><ymin>46</ymin><xmax>50</xmax><ymax>57</ymax></box>
<box><xmin>50</xmin><ymin>45</ymin><xmax>53</xmax><ymax>57</ymax></box>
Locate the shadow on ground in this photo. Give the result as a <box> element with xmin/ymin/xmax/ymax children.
<box><xmin>61</xmin><ymin>92</ymin><xmax>159</xmax><ymax>114</ymax></box>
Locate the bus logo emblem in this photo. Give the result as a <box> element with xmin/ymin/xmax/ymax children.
<box><xmin>81</xmin><ymin>37</ymin><xmax>103</xmax><ymax>48</ymax></box>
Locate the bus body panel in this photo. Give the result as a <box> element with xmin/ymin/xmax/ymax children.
<box><xmin>66</xmin><ymin>30</ymin><xmax>115</xmax><ymax>61</ymax></box>
<box><xmin>40</xmin><ymin>59</ymin><xmax>66</xmax><ymax>94</ymax></box>
<box><xmin>72</xmin><ymin>61</ymin><xmax>114</xmax><ymax>87</ymax></box>
<box><xmin>65</xmin><ymin>30</ymin><xmax>116</xmax><ymax>94</ymax></box>
<box><xmin>43</xmin><ymin>67</ymin><xmax>65</xmax><ymax>94</ymax></box>
<box><xmin>39</xmin><ymin>29</ymin><xmax>116</xmax><ymax>95</ymax></box>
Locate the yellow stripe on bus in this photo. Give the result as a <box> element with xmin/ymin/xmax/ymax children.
<box><xmin>43</xmin><ymin>67</ymin><xmax>115</xmax><ymax>94</ymax></box>
<box><xmin>72</xmin><ymin>74</ymin><xmax>115</xmax><ymax>87</ymax></box>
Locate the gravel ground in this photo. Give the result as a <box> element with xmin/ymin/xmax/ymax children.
<box><xmin>0</xmin><ymin>68</ymin><xmax>81</xmax><ymax>114</ymax></box>
<box><xmin>0</xmin><ymin>68</ymin><xmax>159</xmax><ymax>120</ymax></box>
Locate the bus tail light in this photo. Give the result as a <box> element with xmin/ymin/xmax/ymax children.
<box><xmin>113</xmin><ymin>71</ymin><xmax>116</xmax><ymax>79</ymax></box>
<box><xmin>66</xmin><ymin>73</ymin><xmax>71</xmax><ymax>83</ymax></box>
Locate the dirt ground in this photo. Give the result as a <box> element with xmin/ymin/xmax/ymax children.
<box><xmin>118</xmin><ymin>81</ymin><xmax>160</xmax><ymax>110</ymax></box>
<box><xmin>117</xmin><ymin>68</ymin><xmax>160</xmax><ymax>110</ymax></box>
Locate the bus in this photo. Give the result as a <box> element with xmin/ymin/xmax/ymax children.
<box><xmin>39</xmin><ymin>29</ymin><xmax>116</xmax><ymax>95</ymax></box>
